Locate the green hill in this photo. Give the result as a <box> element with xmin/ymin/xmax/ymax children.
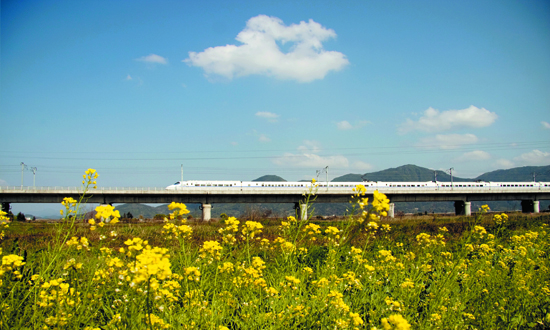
<box><xmin>252</xmin><ymin>175</ymin><xmax>286</xmax><ymax>182</ymax></box>
<box><xmin>475</xmin><ymin>165</ymin><xmax>550</xmax><ymax>182</ymax></box>
<box><xmin>332</xmin><ymin>164</ymin><xmax>469</xmax><ymax>182</ymax></box>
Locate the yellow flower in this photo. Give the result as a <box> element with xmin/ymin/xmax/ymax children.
<box><xmin>200</xmin><ymin>240</ymin><xmax>223</xmax><ymax>261</ymax></box>
<box><xmin>381</xmin><ymin>314</ymin><xmax>411</xmax><ymax>330</ymax></box>
<box><xmin>242</xmin><ymin>221</ymin><xmax>263</xmax><ymax>238</ymax></box>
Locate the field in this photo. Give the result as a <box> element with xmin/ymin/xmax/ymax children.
<box><xmin>1</xmin><ymin>170</ymin><xmax>549</xmax><ymax>329</ymax></box>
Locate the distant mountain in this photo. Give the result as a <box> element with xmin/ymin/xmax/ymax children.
<box><xmin>252</xmin><ymin>175</ymin><xmax>286</xmax><ymax>182</ymax></box>
<box><xmin>475</xmin><ymin>165</ymin><xmax>550</xmax><ymax>182</ymax></box>
<box><xmin>332</xmin><ymin>164</ymin><xmax>470</xmax><ymax>182</ymax></box>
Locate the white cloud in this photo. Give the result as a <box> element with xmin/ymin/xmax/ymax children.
<box><xmin>0</xmin><ymin>179</ymin><xmax>7</xmax><ymax>186</ymax></box>
<box><xmin>399</xmin><ymin>105</ymin><xmax>497</xmax><ymax>133</ymax></box>
<box><xmin>542</xmin><ymin>121</ymin><xmax>550</xmax><ymax>129</ymax></box>
<box><xmin>351</xmin><ymin>161</ymin><xmax>373</xmax><ymax>171</ymax></box>
<box><xmin>274</xmin><ymin>153</ymin><xmax>349</xmax><ymax>168</ymax></box>
<box><xmin>495</xmin><ymin>159</ymin><xmax>514</xmax><ymax>168</ymax></box>
<box><xmin>256</xmin><ymin>111</ymin><xmax>280</xmax><ymax>123</ymax></box>
<box><xmin>230</xmin><ymin>142</ymin><xmax>238</xmax><ymax>146</ymax></box>
<box><xmin>273</xmin><ymin>140</ymin><xmax>348</xmax><ymax>168</ymax></box>
<box><xmin>126</xmin><ymin>74</ymin><xmax>132</xmax><ymax>80</ymax></box>
<box><xmin>258</xmin><ymin>134</ymin><xmax>271</xmax><ymax>143</ymax></box>
<box><xmin>184</xmin><ymin>15</ymin><xmax>349</xmax><ymax>82</ymax></box>
<box><xmin>136</xmin><ymin>54</ymin><xmax>168</xmax><ymax>65</ymax></box>
<box><xmin>416</xmin><ymin>133</ymin><xmax>478</xmax><ymax>149</ymax></box>
<box><xmin>513</xmin><ymin>150</ymin><xmax>550</xmax><ymax>165</ymax></box>
<box><xmin>336</xmin><ymin>120</ymin><xmax>369</xmax><ymax>130</ymax></box>
<box><xmin>336</xmin><ymin>120</ymin><xmax>353</xmax><ymax>130</ymax></box>
<box><xmin>297</xmin><ymin>140</ymin><xmax>322</xmax><ymax>153</ymax></box>
<box><xmin>454</xmin><ymin>150</ymin><xmax>491</xmax><ymax>162</ymax></box>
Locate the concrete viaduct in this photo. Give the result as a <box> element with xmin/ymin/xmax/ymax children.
<box><xmin>1</xmin><ymin>186</ymin><xmax>549</xmax><ymax>221</ymax></box>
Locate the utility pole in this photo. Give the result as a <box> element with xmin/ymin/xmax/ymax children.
<box><xmin>181</xmin><ymin>164</ymin><xmax>183</xmax><ymax>182</ymax></box>
<box><xmin>533</xmin><ymin>172</ymin><xmax>536</xmax><ymax>182</ymax></box>
<box><xmin>20</xmin><ymin>162</ymin><xmax>27</xmax><ymax>189</ymax></box>
<box><xmin>324</xmin><ymin>166</ymin><xmax>329</xmax><ymax>191</ymax></box>
<box><xmin>448</xmin><ymin>168</ymin><xmax>454</xmax><ymax>189</ymax></box>
<box><xmin>31</xmin><ymin>167</ymin><xmax>37</xmax><ymax>188</ymax></box>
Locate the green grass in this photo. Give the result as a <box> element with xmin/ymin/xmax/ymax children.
<box><xmin>1</xmin><ymin>201</ymin><xmax>549</xmax><ymax>329</ymax></box>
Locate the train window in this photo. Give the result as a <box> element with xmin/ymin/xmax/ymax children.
<box><xmin>195</xmin><ymin>184</ymin><xmax>199</xmax><ymax>186</ymax></box>
<box><xmin>397</xmin><ymin>185</ymin><xmax>401</xmax><ymax>187</ymax></box>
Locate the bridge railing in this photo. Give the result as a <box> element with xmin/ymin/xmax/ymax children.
<box><xmin>0</xmin><ymin>186</ymin><xmax>168</xmax><ymax>192</ymax></box>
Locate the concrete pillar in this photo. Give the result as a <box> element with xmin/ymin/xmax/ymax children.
<box><xmin>534</xmin><ymin>201</ymin><xmax>540</xmax><ymax>213</ymax></box>
<box><xmin>300</xmin><ymin>203</ymin><xmax>307</xmax><ymax>220</ymax></box>
<box><xmin>521</xmin><ymin>200</ymin><xmax>535</xmax><ymax>213</ymax></box>
<box><xmin>388</xmin><ymin>203</ymin><xmax>395</xmax><ymax>218</ymax></box>
<box><xmin>464</xmin><ymin>202</ymin><xmax>471</xmax><ymax>216</ymax></box>
<box><xmin>1</xmin><ymin>202</ymin><xmax>10</xmax><ymax>213</ymax></box>
<box><xmin>454</xmin><ymin>201</ymin><xmax>465</xmax><ymax>216</ymax></box>
<box><xmin>201</xmin><ymin>204</ymin><xmax>212</xmax><ymax>222</ymax></box>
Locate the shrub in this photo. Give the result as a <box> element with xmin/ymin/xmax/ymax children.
<box><xmin>16</xmin><ymin>212</ymin><xmax>25</xmax><ymax>222</ymax></box>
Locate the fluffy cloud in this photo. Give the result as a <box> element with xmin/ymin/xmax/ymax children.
<box><xmin>336</xmin><ymin>121</ymin><xmax>353</xmax><ymax>130</ymax></box>
<box><xmin>454</xmin><ymin>150</ymin><xmax>491</xmax><ymax>162</ymax></box>
<box><xmin>399</xmin><ymin>106</ymin><xmax>497</xmax><ymax>133</ymax></box>
<box><xmin>416</xmin><ymin>134</ymin><xmax>478</xmax><ymax>149</ymax></box>
<box><xmin>273</xmin><ymin>153</ymin><xmax>349</xmax><ymax>168</ymax></box>
<box><xmin>184</xmin><ymin>15</ymin><xmax>349</xmax><ymax>82</ymax></box>
<box><xmin>258</xmin><ymin>134</ymin><xmax>271</xmax><ymax>143</ymax></box>
<box><xmin>513</xmin><ymin>150</ymin><xmax>550</xmax><ymax>165</ymax></box>
<box><xmin>256</xmin><ymin>111</ymin><xmax>280</xmax><ymax>123</ymax></box>
<box><xmin>351</xmin><ymin>161</ymin><xmax>373</xmax><ymax>171</ymax></box>
<box><xmin>495</xmin><ymin>159</ymin><xmax>514</xmax><ymax>168</ymax></box>
<box><xmin>273</xmin><ymin>140</ymin><xmax>348</xmax><ymax>168</ymax></box>
<box><xmin>136</xmin><ymin>54</ymin><xmax>168</xmax><ymax>65</ymax></box>
<box><xmin>336</xmin><ymin>120</ymin><xmax>369</xmax><ymax>130</ymax></box>
<box><xmin>542</xmin><ymin>121</ymin><xmax>550</xmax><ymax>129</ymax></box>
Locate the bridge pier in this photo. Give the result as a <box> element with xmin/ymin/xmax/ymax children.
<box><xmin>294</xmin><ymin>203</ymin><xmax>308</xmax><ymax>220</ymax></box>
<box><xmin>388</xmin><ymin>203</ymin><xmax>395</xmax><ymax>218</ymax></box>
<box><xmin>521</xmin><ymin>200</ymin><xmax>539</xmax><ymax>213</ymax></box>
<box><xmin>201</xmin><ymin>204</ymin><xmax>212</xmax><ymax>222</ymax></box>
<box><xmin>1</xmin><ymin>202</ymin><xmax>9</xmax><ymax>213</ymax></box>
<box><xmin>454</xmin><ymin>201</ymin><xmax>471</xmax><ymax>216</ymax></box>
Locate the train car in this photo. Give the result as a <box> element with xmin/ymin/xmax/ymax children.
<box><xmin>166</xmin><ymin>180</ymin><xmax>549</xmax><ymax>191</ymax></box>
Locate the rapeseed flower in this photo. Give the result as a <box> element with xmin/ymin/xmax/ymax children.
<box><xmin>200</xmin><ymin>240</ymin><xmax>223</xmax><ymax>261</ymax></box>
<box><xmin>242</xmin><ymin>221</ymin><xmax>263</xmax><ymax>239</ymax></box>
<box><xmin>381</xmin><ymin>314</ymin><xmax>410</xmax><ymax>330</ymax></box>
<box><xmin>167</xmin><ymin>202</ymin><xmax>190</xmax><ymax>220</ymax></box>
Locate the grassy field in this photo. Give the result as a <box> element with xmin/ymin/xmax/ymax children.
<box><xmin>1</xmin><ymin>171</ymin><xmax>549</xmax><ymax>329</ymax></box>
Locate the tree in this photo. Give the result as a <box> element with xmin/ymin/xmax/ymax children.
<box><xmin>16</xmin><ymin>212</ymin><xmax>26</xmax><ymax>221</ymax></box>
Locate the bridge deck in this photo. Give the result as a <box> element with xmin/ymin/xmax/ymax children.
<box><xmin>1</xmin><ymin>186</ymin><xmax>549</xmax><ymax>204</ymax></box>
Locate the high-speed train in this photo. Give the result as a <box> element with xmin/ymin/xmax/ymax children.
<box><xmin>166</xmin><ymin>180</ymin><xmax>549</xmax><ymax>191</ymax></box>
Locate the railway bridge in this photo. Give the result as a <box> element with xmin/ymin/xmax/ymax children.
<box><xmin>1</xmin><ymin>186</ymin><xmax>549</xmax><ymax>221</ymax></box>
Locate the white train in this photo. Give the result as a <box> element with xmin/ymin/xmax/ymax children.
<box><xmin>166</xmin><ymin>180</ymin><xmax>549</xmax><ymax>190</ymax></box>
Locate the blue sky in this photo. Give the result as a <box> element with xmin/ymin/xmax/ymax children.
<box><xmin>2</xmin><ymin>0</ymin><xmax>550</xmax><ymax>203</ymax></box>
